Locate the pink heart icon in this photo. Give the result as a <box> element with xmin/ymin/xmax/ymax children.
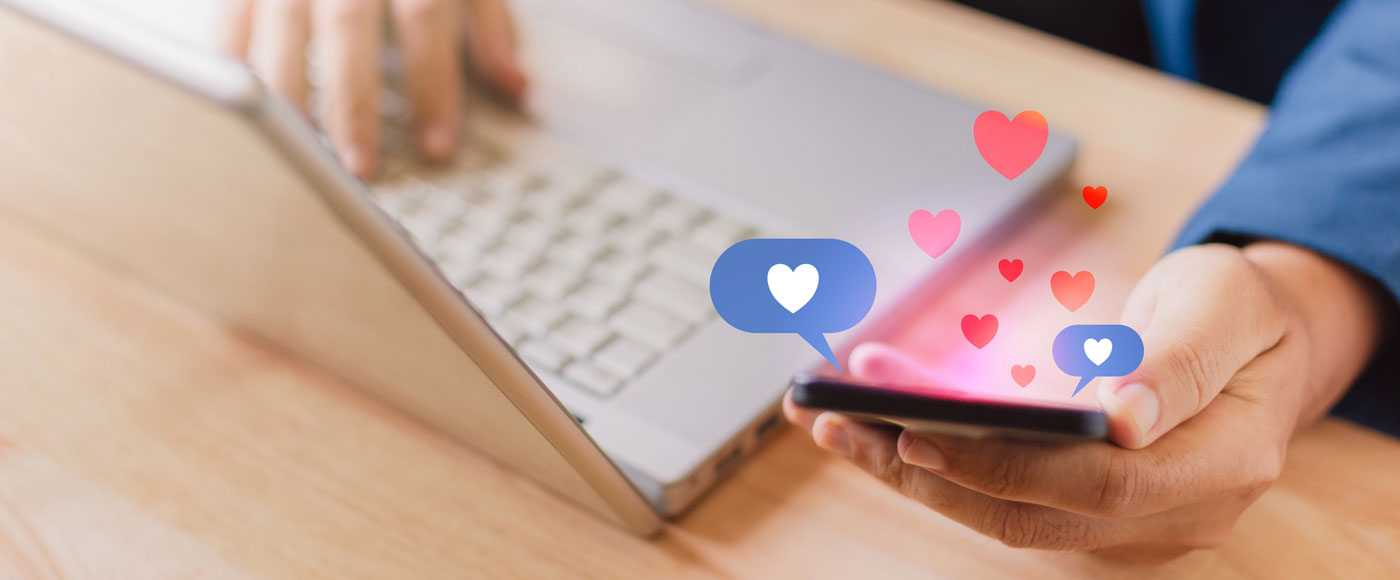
<box><xmin>973</xmin><ymin>110</ymin><xmax>1048</xmax><ymax>180</ymax></box>
<box><xmin>908</xmin><ymin>209</ymin><xmax>960</xmax><ymax>260</ymax></box>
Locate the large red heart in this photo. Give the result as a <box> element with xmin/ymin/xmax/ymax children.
<box><xmin>1011</xmin><ymin>364</ymin><xmax>1036</xmax><ymax>387</ymax></box>
<box><xmin>998</xmin><ymin>258</ymin><xmax>1023</xmax><ymax>282</ymax></box>
<box><xmin>961</xmin><ymin>314</ymin><xmax>998</xmax><ymax>349</ymax></box>
<box><xmin>1083</xmin><ymin>186</ymin><xmax>1108</xmax><ymax>209</ymax></box>
<box><xmin>1051</xmin><ymin>270</ymin><xmax>1095</xmax><ymax>312</ymax></box>
<box><xmin>973</xmin><ymin>110</ymin><xmax>1048</xmax><ymax>180</ymax></box>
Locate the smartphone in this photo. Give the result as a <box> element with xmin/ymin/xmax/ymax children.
<box><xmin>790</xmin><ymin>375</ymin><xmax>1107</xmax><ymax>441</ymax></box>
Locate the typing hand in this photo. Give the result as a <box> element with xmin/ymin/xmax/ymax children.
<box><xmin>784</xmin><ymin>242</ymin><xmax>1382</xmax><ymax>561</ymax></box>
<box><xmin>220</xmin><ymin>0</ymin><xmax>528</xmax><ymax>178</ymax></box>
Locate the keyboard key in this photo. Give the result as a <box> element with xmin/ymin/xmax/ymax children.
<box><xmin>566</xmin><ymin>281</ymin><xmax>627</xmax><ymax>320</ymax></box>
<box><xmin>634</xmin><ymin>270</ymin><xmax>713</xmax><ymax>323</ymax></box>
<box><xmin>518</xmin><ymin>340</ymin><xmax>571</xmax><ymax>372</ymax></box>
<box><xmin>490</xmin><ymin>317</ymin><xmax>528</xmax><ymax>346</ymax></box>
<box><xmin>651</xmin><ymin>239</ymin><xmax>718</xmax><ymax>286</ymax></box>
<box><xmin>610</xmin><ymin>302</ymin><xmax>689</xmax><ymax>346</ymax></box>
<box><xmin>399</xmin><ymin>210</ymin><xmax>458</xmax><ymax>246</ymax></box>
<box><xmin>591</xmin><ymin>179</ymin><xmax>662</xmax><ymax>218</ymax></box>
<box><xmin>590</xmin><ymin>253</ymin><xmax>651</xmax><ymax>288</ymax></box>
<box><xmin>650</xmin><ymin>196</ymin><xmax>704</xmax><ymax>233</ymax></box>
<box><xmin>465</xmin><ymin>276</ymin><xmax>521</xmax><ymax>315</ymax></box>
<box><xmin>692</xmin><ymin>215</ymin><xmax>751</xmax><ymax>253</ymax></box>
<box><xmin>607</xmin><ymin>222</ymin><xmax>665</xmax><ymax>255</ymax></box>
<box><xmin>523</xmin><ymin>260</ymin><xmax>580</xmax><ymax>300</ymax></box>
<box><xmin>509</xmin><ymin>295</ymin><xmax>567</xmax><ymax>334</ymax></box>
<box><xmin>434</xmin><ymin>250</ymin><xmax>481</xmax><ymax>287</ymax></box>
<box><xmin>565</xmin><ymin>205</ymin><xmax>623</xmax><ymax>236</ymax></box>
<box><xmin>481</xmin><ymin>245</ymin><xmax>540</xmax><ymax>279</ymax></box>
<box><xmin>437</xmin><ymin>220</ymin><xmax>504</xmax><ymax>257</ymax></box>
<box><xmin>551</xmin><ymin>316</ymin><xmax>612</xmax><ymax>357</ymax></box>
<box><xmin>564</xmin><ymin>361</ymin><xmax>623</xmax><ymax>397</ymax></box>
<box><xmin>594</xmin><ymin>337</ymin><xmax>658</xmax><ymax>378</ymax></box>
<box><xmin>547</xmin><ymin>235</ymin><xmax>607</xmax><ymax>270</ymax></box>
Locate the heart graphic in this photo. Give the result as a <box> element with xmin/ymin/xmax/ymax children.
<box><xmin>998</xmin><ymin>258</ymin><xmax>1023</xmax><ymax>282</ymax></box>
<box><xmin>973</xmin><ymin>110</ymin><xmax>1048</xmax><ymax>180</ymax></box>
<box><xmin>1084</xmin><ymin>338</ymin><xmax>1113</xmax><ymax>366</ymax></box>
<box><xmin>767</xmin><ymin>264</ymin><xmax>819</xmax><ymax>313</ymax></box>
<box><xmin>908</xmin><ymin>209</ymin><xmax>961</xmax><ymax>260</ymax></box>
<box><xmin>961</xmin><ymin>314</ymin><xmax>998</xmax><ymax>349</ymax></box>
<box><xmin>1051</xmin><ymin>270</ymin><xmax>1095</xmax><ymax>312</ymax></box>
<box><xmin>1011</xmin><ymin>364</ymin><xmax>1036</xmax><ymax>387</ymax></box>
<box><xmin>1083</xmin><ymin>186</ymin><xmax>1107</xmax><ymax>209</ymax></box>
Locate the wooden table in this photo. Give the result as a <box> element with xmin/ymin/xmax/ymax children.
<box><xmin>3</xmin><ymin>0</ymin><xmax>1399</xmax><ymax>577</ymax></box>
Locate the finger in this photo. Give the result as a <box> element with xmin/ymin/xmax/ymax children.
<box><xmin>462</xmin><ymin>0</ymin><xmax>528</xmax><ymax>100</ymax></box>
<box><xmin>248</xmin><ymin>0</ymin><xmax>312</xmax><ymax>111</ymax></box>
<box><xmin>895</xmin><ymin>385</ymin><xmax>1285</xmax><ymax>518</ymax></box>
<box><xmin>1098</xmin><ymin>245</ymin><xmax>1288</xmax><ymax>448</ymax></box>
<box><xmin>389</xmin><ymin>0</ymin><xmax>464</xmax><ymax>160</ymax></box>
<box><xmin>313</xmin><ymin>0</ymin><xmax>384</xmax><ymax>178</ymax></box>
<box><xmin>810</xmin><ymin>412</ymin><xmax>1131</xmax><ymax>550</ymax></box>
<box><xmin>781</xmin><ymin>389</ymin><xmax>823</xmax><ymax>433</ymax></box>
<box><xmin>220</xmin><ymin>0</ymin><xmax>255</xmax><ymax>59</ymax></box>
<box><xmin>848</xmin><ymin>342</ymin><xmax>960</xmax><ymax>389</ymax></box>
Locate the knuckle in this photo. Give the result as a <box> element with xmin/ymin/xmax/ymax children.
<box><xmin>1092</xmin><ymin>453</ymin><xmax>1146</xmax><ymax>516</ymax></box>
<box><xmin>976</xmin><ymin>450</ymin><xmax>1024</xmax><ymax>498</ymax></box>
<box><xmin>1158</xmin><ymin>338</ymin><xmax>1212</xmax><ymax>413</ymax></box>
<box><xmin>981</xmin><ymin>504</ymin><xmax>1077</xmax><ymax>550</ymax></box>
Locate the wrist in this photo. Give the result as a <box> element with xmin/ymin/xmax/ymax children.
<box><xmin>1241</xmin><ymin>241</ymin><xmax>1384</xmax><ymax>429</ymax></box>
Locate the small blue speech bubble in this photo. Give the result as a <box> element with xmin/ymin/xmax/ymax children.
<box><xmin>710</xmin><ymin>239</ymin><xmax>877</xmax><ymax>370</ymax></box>
<box><xmin>1053</xmin><ymin>324</ymin><xmax>1144</xmax><ymax>396</ymax></box>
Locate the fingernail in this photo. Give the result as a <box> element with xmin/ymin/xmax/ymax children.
<box><xmin>901</xmin><ymin>437</ymin><xmax>946</xmax><ymax>472</ymax></box>
<box><xmin>419</xmin><ymin>123</ymin><xmax>457</xmax><ymax>160</ymax></box>
<box><xmin>1112</xmin><ymin>382</ymin><xmax>1160</xmax><ymax>440</ymax></box>
<box><xmin>813</xmin><ymin>413</ymin><xmax>852</xmax><ymax>458</ymax></box>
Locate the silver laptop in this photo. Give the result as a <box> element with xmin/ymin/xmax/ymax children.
<box><xmin>0</xmin><ymin>0</ymin><xmax>1074</xmax><ymax>533</ymax></box>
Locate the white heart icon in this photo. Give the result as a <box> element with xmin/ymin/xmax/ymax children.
<box><xmin>767</xmin><ymin>263</ymin><xmax>819</xmax><ymax>313</ymax></box>
<box><xmin>1084</xmin><ymin>338</ymin><xmax>1113</xmax><ymax>366</ymax></box>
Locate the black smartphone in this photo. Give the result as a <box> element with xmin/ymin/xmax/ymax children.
<box><xmin>790</xmin><ymin>375</ymin><xmax>1107</xmax><ymax>441</ymax></box>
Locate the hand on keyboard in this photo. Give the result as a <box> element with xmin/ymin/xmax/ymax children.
<box><xmin>373</xmin><ymin>134</ymin><xmax>757</xmax><ymax>398</ymax></box>
<box><xmin>219</xmin><ymin>0</ymin><xmax>528</xmax><ymax>179</ymax></box>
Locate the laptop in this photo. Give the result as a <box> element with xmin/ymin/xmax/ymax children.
<box><xmin>0</xmin><ymin>0</ymin><xmax>1074</xmax><ymax>534</ymax></box>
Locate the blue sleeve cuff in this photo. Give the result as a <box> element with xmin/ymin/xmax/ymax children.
<box><xmin>1170</xmin><ymin>0</ymin><xmax>1400</xmax><ymax>436</ymax></box>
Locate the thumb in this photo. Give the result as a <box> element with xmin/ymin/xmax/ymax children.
<box><xmin>1098</xmin><ymin>246</ymin><xmax>1288</xmax><ymax>449</ymax></box>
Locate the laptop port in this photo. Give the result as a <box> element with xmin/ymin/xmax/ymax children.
<box><xmin>714</xmin><ymin>446</ymin><xmax>743</xmax><ymax>475</ymax></box>
<box><xmin>755</xmin><ymin>412</ymin><xmax>781</xmax><ymax>440</ymax></box>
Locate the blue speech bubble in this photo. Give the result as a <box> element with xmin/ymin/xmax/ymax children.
<box><xmin>710</xmin><ymin>239</ymin><xmax>877</xmax><ymax>370</ymax></box>
<box><xmin>1052</xmin><ymin>324</ymin><xmax>1144</xmax><ymax>396</ymax></box>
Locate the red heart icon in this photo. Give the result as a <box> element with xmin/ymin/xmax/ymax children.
<box><xmin>1051</xmin><ymin>270</ymin><xmax>1095</xmax><ymax>312</ymax></box>
<box><xmin>973</xmin><ymin>111</ymin><xmax>1048</xmax><ymax>180</ymax></box>
<box><xmin>961</xmin><ymin>314</ymin><xmax>998</xmax><ymax>349</ymax></box>
<box><xmin>1011</xmin><ymin>364</ymin><xmax>1036</xmax><ymax>387</ymax></box>
<box><xmin>1083</xmin><ymin>186</ymin><xmax>1107</xmax><ymax>209</ymax></box>
<box><xmin>998</xmin><ymin>258</ymin><xmax>1023</xmax><ymax>282</ymax></box>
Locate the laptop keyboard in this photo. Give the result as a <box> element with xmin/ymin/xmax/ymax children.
<box><xmin>369</xmin><ymin>127</ymin><xmax>755</xmax><ymax>398</ymax></box>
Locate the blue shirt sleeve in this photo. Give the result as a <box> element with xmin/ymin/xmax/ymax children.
<box><xmin>1171</xmin><ymin>0</ymin><xmax>1400</xmax><ymax>436</ymax></box>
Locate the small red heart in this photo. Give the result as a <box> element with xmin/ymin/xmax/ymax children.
<box><xmin>998</xmin><ymin>258</ymin><xmax>1023</xmax><ymax>282</ymax></box>
<box><xmin>1011</xmin><ymin>364</ymin><xmax>1036</xmax><ymax>387</ymax></box>
<box><xmin>1051</xmin><ymin>270</ymin><xmax>1095</xmax><ymax>312</ymax></box>
<box><xmin>1083</xmin><ymin>186</ymin><xmax>1107</xmax><ymax>209</ymax></box>
<box><xmin>961</xmin><ymin>314</ymin><xmax>998</xmax><ymax>349</ymax></box>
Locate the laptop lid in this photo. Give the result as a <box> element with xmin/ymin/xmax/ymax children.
<box><xmin>0</xmin><ymin>0</ymin><xmax>663</xmax><ymax>535</ymax></box>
